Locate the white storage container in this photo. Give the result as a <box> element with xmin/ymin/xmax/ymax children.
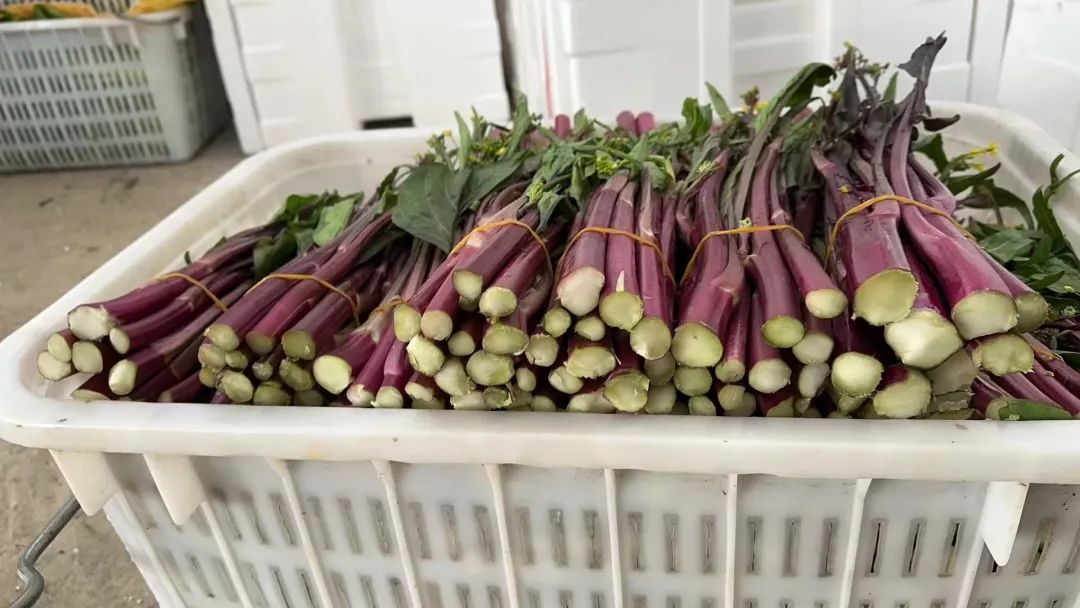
<box><xmin>3</xmin><ymin>102</ymin><xmax>1080</xmax><ymax>608</ymax></box>
<box><xmin>503</xmin><ymin>0</ymin><xmax>1011</xmax><ymax>120</ymax></box>
<box><xmin>995</xmin><ymin>0</ymin><xmax>1080</xmax><ymax>154</ymax></box>
<box><xmin>0</xmin><ymin>4</ymin><xmax>228</xmax><ymax>171</ymax></box>
<box><xmin>203</xmin><ymin>0</ymin><xmax>509</xmax><ymax>154</ymax></box>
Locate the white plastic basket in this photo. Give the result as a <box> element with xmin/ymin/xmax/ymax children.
<box><xmin>3</xmin><ymin>102</ymin><xmax>1080</xmax><ymax>608</ymax></box>
<box><xmin>0</xmin><ymin>5</ymin><xmax>227</xmax><ymax>171</ymax></box>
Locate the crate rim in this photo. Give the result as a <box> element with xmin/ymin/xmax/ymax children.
<box><xmin>0</xmin><ymin>7</ymin><xmax>186</xmax><ymax>32</ymax></box>
<box><xmin>2</xmin><ymin>101</ymin><xmax>1080</xmax><ymax>482</ymax></box>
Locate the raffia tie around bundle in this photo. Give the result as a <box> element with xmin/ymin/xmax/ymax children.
<box><xmin>555</xmin><ymin>226</ymin><xmax>677</xmax><ymax>285</ymax></box>
<box><xmin>681</xmin><ymin>224</ymin><xmax>804</xmax><ymax>283</ymax></box>
<box><xmin>451</xmin><ymin>218</ymin><xmax>554</xmax><ymax>277</ymax></box>
<box><xmin>370</xmin><ymin>295</ymin><xmax>405</xmax><ymax>316</ymax></box>
<box><xmin>825</xmin><ymin>194</ymin><xmax>973</xmax><ymax>265</ymax></box>
<box><xmin>249</xmin><ymin>273</ymin><xmax>361</xmax><ymax>323</ymax></box>
<box><xmin>242</xmin><ymin>221</ymin><xmax>552</xmax><ymax>324</ymax></box>
<box><xmin>154</xmin><ymin>273</ymin><xmax>230</xmax><ymax>311</ymax></box>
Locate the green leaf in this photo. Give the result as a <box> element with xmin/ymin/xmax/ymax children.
<box><xmin>946</xmin><ymin>163</ymin><xmax>1000</xmax><ymax>194</ymax></box>
<box><xmin>1029</xmin><ymin>236</ymin><xmax>1055</xmax><ymax>264</ymax></box>
<box><xmin>1051</xmin><ymin>154</ymin><xmax>1066</xmax><ymax>181</ymax></box>
<box><xmin>680</xmin><ymin>98</ymin><xmax>713</xmax><ymax>140</ymax></box>
<box><xmin>1033</xmin><ymin>188</ymin><xmax>1065</xmax><ymax>246</ymax></box>
<box><xmin>979</xmin><ymin>230</ymin><xmax>1034</xmax><ymax>263</ymax></box>
<box><xmin>541</xmin><ymin>143</ymin><xmax>577</xmax><ymax>182</ymax></box>
<box><xmin>504</xmin><ymin>91</ymin><xmax>532</xmax><ymax>153</ymax></box>
<box><xmin>986</xmin><ymin>182</ymin><xmax>1034</xmax><ymax>229</ymax></box>
<box><xmin>923</xmin><ymin>114</ymin><xmax>960</xmax><ymax>132</ymax></box>
<box><xmin>375</xmin><ymin>167</ymin><xmax>403</xmax><ymax>213</ymax></box>
<box><xmin>643</xmin><ymin>159</ymin><xmax>674</xmax><ymax>191</ymax></box>
<box><xmin>277</xmin><ymin>193</ymin><xmax>320</xmax><ymax>222</ymax></box>
<box><xmin>449</xmin><ymin>169</ymin><xmax>472</xmax><ymax>206</ymax></box>
<box><xmin>1026</xmin><ymin>271</ymin><xmax>1065</xmax><ymax>290</ymax></box>
<box><xmin>392</xmin><ymin>163</ymin><xmax>469</xmax><ymax>252</ymax></box>
<box><xmin>705</xmin><ymin>82</ymin><xmax>733</xmax><ymax>121</ymax></box>
<box><xmin>1035</xmin><ymin>157</ymin><xmax>1071</xmax><ymax>237</ymax></box>
<box><xmin>313</xmin><ymin>196</ymin><xmax>358</xmax><ymax>246</ymax></box>
<box><xmin>470</xmin><ymin>108</ymin><xmax>486</xmax><ymax>142</ymax></box>
<box><xmin>752</xmin><ymin>62</ymin><xmax>834</xmax><ymax>131</ymax></box>
<box><xmin>462</xmin><ymin>158</ymin><xmax>520</xmax><ymax>209</ymax></box>
<box><xmin>522</xmin><ymin>151</ymin><xmax>543</xmax><ymax>176</ymax></box>
<box><xmin>628</xmin><ymin>136</ymin><xmax>651</xmax><ymax>164</ymax></box>
<box><xmin>183</xmin><ymin>251</ymin><xmax>193</xmax><ymax>265</ymax></box>
<box><xmin>995</xmin><ymin>399</ymin><xmax>1072</xmax><ymax>421</ymax></box>
<box><xmin>781</xmin><ymin>116</ymin><xmax>823</xmax><ymax>188</ymax></box>
<box><xmin>737</xmin><ymin>62</ymin><xmax>834</xmax><ymax>217</ymax></box>
<box><xmin>1032</xmin><ymin>153</ymin><xmax>1080</xmax><ymax>249</ymax></box>
<box><xmin>720</xmin><ymin>158</ymin><xmax>746</xmax><ymax>225</ymax></box>
<box><xmin>572</xmin><ymin>109</ymin><xmax>591</xmax><ymax>136</ymax></box>
<box><xmin>1048</xmin><ymin>296</ymin><xmax>1080</xmax><ymax>318</ymax></box>
<box><xmin>294</xmin><ymin>228</ymin><xmax>315</xmax><ymax>255</ymax></box>
<box><xmin>898</xmin><ymin>34</ymin><xmax>946</xmax><ymax>82</ymax></box>
<box><xmin>1053</xmin><ymin>169</ymin><xmax>1080</xmax><ymax>198</ymax></box>
<box><xmin>569</xmin><ymin>161</ymin><xmax>587</xmax><ymax>205</ymax></box>
<box><xmin>253</xmin><ymin>233</ymin><xmax>297</xmax><ymax>280</ymax></box>
<box><xmin>1058</xmin><ymin>350</ymin><xmax>1080</xmax><ymax>370</ymax></box>
<box><xmin>913</xmin><ymin>134</ymin><xmax>948</xmax><ymax>174</ymax></box>
<box><xmin>1042</xmin><ymin>268</ymin><xmax>1080</xmax><ymax>295</ymax></box>
<box><xmin>967</xmin><ymin>219</ymin><xmax>998</xmax><ymax>239</ymax></box>
<box><xmin>882</xmin><ymin>73</ymin><xmax>898</xmax><ymax>102</ymax></box>
<box><xmin>536</xmin><ymin>191</ymin><xmax>564</xmax><ymax>228</ymax></box>
<box><xmin>455</xmin><ymin>112</ymin><xmax>473</xmax><ymax>169</ymax></box>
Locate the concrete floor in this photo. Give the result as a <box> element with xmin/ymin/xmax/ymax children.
<box><xmin>0</xmin><ymin>132</ymin><xmax>246</xmax><ymax>607</ymax></box>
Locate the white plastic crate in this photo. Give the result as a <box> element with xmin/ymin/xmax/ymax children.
<box><xmin>0</xmin><ymin>5</ymin><xmax>227</xmax><ymax>171</ymax></box>
<box><xmin>504</xmin><ymin>0</ymin><xmax>1011</xmax><ymax>120</ymax></box>
<box><xmin>202</xmin><ymin>0</ymin><xmax>509</xmax><ymax>154</ymax></box>
<box><xmin>4</xmin><ymin>102</ymin><xmax>1080</xmax><ymax>608</ymax></box>
<box><xmin>995</xmin><ymin>0</ymin><xmax>1080</xmax><ymax>155</ymax></box>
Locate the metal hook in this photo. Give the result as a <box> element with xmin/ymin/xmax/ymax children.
<box><xmin>10</xmin><ymin>497</ymin><xmax>82</xmax><ymax>608</ymax></box>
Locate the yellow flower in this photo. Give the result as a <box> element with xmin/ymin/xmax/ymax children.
<box><xmin>839</xmin><ymin>185</ymin><xmax>852</xmax><ymax>194</ymax></box>
<box><xmin>526</xmin><ymin>178</ymin><xmax>545</xmax><ymax>203</ymax></box>
<box><xmin>694</xmin><ymin>160</ymin><xmax>716</xmax><ymax>178</ymax></box>
<box><xmin>442</xmin><ymin>129</ymin><xmax>452</xmax><ymax>138</ymax></box>
<box><xmin>965</xmin><ymin>142</ymin><xmax>999</xmax><ymax>159</ymax></box>
<box><xmin>595</xmin><ymin>155</ymin><xmax>620</xmax><ymax>178</ymax></box>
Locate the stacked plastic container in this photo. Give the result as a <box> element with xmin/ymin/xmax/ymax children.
<box><xmin>196</xmin><ymin>0</ymin><xmax>1080</xmax><ymax>158</ymax></box>
<box><xmin>0</xmin><ymin>0</ymin><xmax>227</xmax><ymax>171</ymax></box>
<box><xmin>202</xmin><ymin>0</ymin><xmax>509</xmax><ymax>153</ymax></box>
<box><xmin>996</xmin><ymin>0</ymin><xmax>1080</xmax><ymax>154</ymax></box>
<box><xmin>2</xmin><ymin>101</ymin><xmax>1080</xmax><ymax>607</ymax></box>
<box><xmin>503</xmin><ymin>0</ymin><xmax>1011</xmax><ymax>120</ymax></box>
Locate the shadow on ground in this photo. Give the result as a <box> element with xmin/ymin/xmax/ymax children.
<box><xmin>0</xmin><ymin>132</ymin><xmax>245</xmax><ymax>607</ymax></box>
